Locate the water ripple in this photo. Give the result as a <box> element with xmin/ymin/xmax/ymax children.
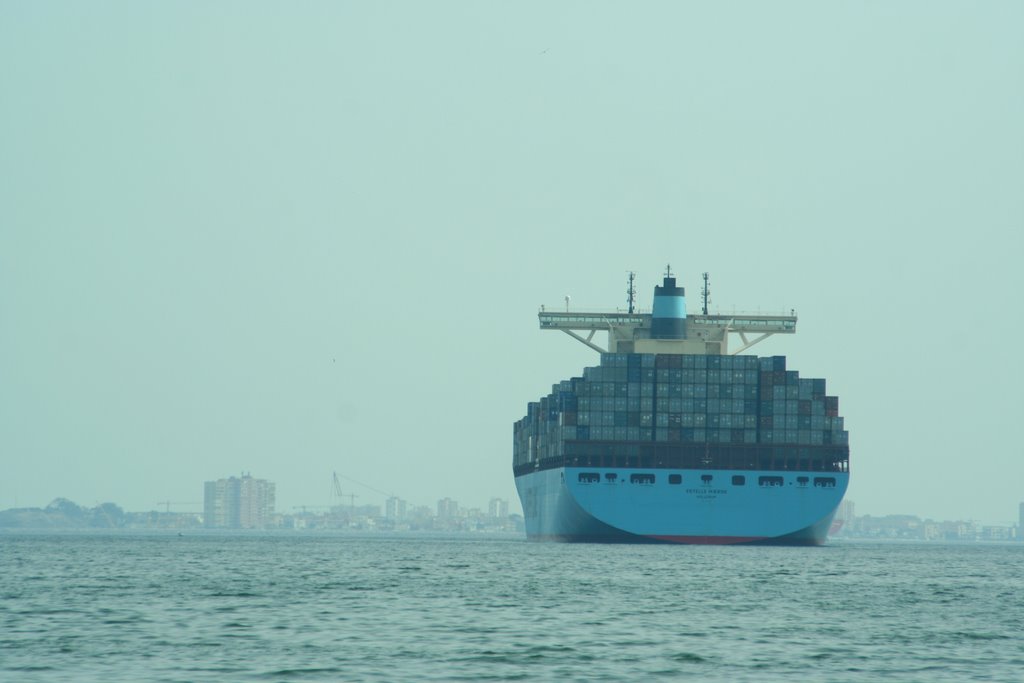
<box><xmin>1</xmin><ymin>534</ymin><xmax>1022</xmax><ymax>682</ymax></box>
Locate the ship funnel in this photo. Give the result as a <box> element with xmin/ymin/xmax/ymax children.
<box><xmin>650</xmin><ymin>266</ymin><xmax>687</xmax><ymax>339</ymax></box>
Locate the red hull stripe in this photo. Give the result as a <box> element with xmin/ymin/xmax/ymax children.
<box><xmin>648</xmin><ymin>535</ymin><xmax>767</xmax><ymax>545</ymax></box>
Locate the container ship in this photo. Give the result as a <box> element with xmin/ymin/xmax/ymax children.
<box><xmin>513</xmin><ymin>269</ymin><xmax>849</xmax><ymax>545</ymax></box>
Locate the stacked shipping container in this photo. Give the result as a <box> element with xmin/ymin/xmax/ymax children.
<box><xmin>513</xmin><ymin>354</ymin><xmax>849</xmax><ymax>476</ymax></box>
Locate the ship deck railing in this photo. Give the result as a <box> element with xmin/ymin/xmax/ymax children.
<box><xmin>539</xmin><ymin>310</ymin><xmax>798</xmax><ymax>333</ymax></box>
<box><xmin>538</xmin><ymin>306</ymin><xmax>797</xmax><ymax>318</ymax></box>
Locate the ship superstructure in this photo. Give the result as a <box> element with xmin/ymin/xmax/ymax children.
<box><xmin>513</xmin><ymin>268</ymin><xmax>849</xmax><ymax>544</ymax></box>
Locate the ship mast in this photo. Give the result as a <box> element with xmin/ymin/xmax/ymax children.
<box><xmin>701</xmin><ymin>272</ymin><xmax>711</xmax><ymax>315</ymax></box>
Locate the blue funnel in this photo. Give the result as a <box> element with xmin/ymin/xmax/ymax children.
<box><xmin>651</xmin><ymin>275</ymin><xmax>687</xmax><ymax>339</ymax></box>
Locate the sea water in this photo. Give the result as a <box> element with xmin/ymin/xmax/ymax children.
<box><xmin>1</xmin><ymin>532</ymin><xmax>1022</xmax><ymax>682</ymax></box>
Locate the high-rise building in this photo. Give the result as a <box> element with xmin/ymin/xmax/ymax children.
<box><xmin>1019</xmin><ymin>502</ymin><xmax>1023</xmax><ymax>542</ymax></box>
<box><xmin>489</xmin><ymin>498</ymin><xmax>509</xmax><ymax>519</ymax></box>
<box><xmin>837</xmin><ymin>499</ymin><xmax>855</xmax><ymax>523</ymax></box>
<box><xmin>385</xmin><ymin>496</ymin><xmax>407</xmax><ymax>520</ymax></box>
<box><xmin>203</xmin><ymin>478</ymin><xmax>231</xmax><ymax>528</ymax></box>
<box><xmin>437</xmin><ymin>498</ymin><xmax>459</xmax><ymax>518</ymax></box>
<box><xmin>204</xmin><ymin>474</ymin><xmax>275</xmax><ymax>528</ymax></box>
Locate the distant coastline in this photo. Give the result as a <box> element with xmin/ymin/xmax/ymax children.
<box><xmin>1</xmin><ymin>499</ymin><xmax>1018</xmax><ymax>542</ymax></box>
<box><xmin>0</xmin><ymin>498</ymin><xmax>525</xmax><ymax>535</ymax></box>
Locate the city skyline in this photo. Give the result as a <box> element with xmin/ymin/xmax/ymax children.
<box><xmin>4</xmin><ymin>494</ymin><xmax>1023</xmax><ymax>544</ymax></box>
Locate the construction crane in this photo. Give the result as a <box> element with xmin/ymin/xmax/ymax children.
<box><xmin>331</xmin><ymin>471</ymin><xmax>361</xmax><ymax>510</ymax></box>
<box><xmin>332</xmin><ymin>471</ymin><xmax>344</xmax><ymax>502</ymax></box>
<box><xmin>156</xmin><ymin>501</ymin><xmax>201</xmax><ymax>513</ymax></box>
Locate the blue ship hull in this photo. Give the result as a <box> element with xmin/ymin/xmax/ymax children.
<box><xmin>515</xmin><ymin>467</ymin><xmax>848</xmax><ymax>545</ymax></box>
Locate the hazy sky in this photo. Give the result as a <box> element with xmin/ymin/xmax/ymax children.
<box><xmin>2</xmin><ymin>2</ymin><xmax>1022</xmax><ymax>523</ymax></box>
